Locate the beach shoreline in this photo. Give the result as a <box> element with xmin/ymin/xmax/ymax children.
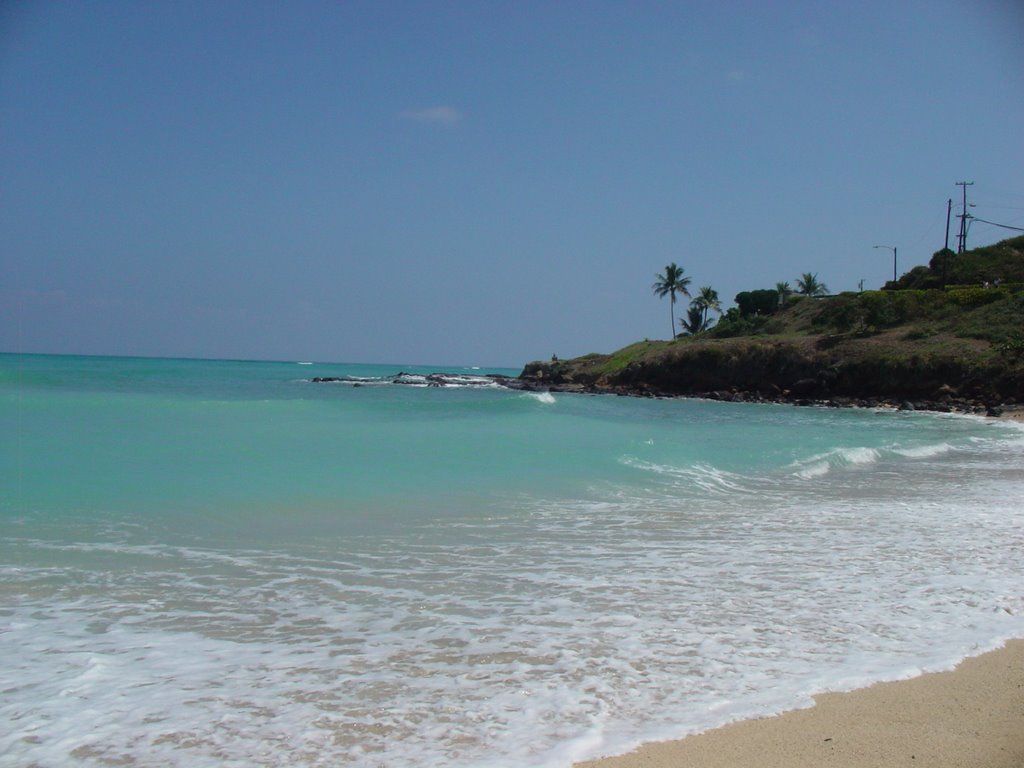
<box><xmin>576</xmin><ymin>639</ymin><xmax>1024</xmax><ymax>768</ymax></box>
<box><xmin>996</xmin><ymin>404</ymin><xmax>1024</xmax><ymax>422</ymax></box>
<box><xmin>5</xmin><ymin>355</ymin><xmax>1022</xmax><ymax>767</ymax></box>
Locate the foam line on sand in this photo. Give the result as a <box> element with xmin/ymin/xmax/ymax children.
<box><xmin>577</xmin><ymin>639</ymin><xmax>1024</xmax><ymax>768</ymax></box>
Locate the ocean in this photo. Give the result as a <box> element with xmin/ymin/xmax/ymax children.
<box><xmin>2</xmin><ymin>353</ymin><xmax>1022</xmax><ymax>768</ymax></box>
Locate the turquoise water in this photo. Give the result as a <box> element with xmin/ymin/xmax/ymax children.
<box><xmin>2</xmin><ymin>353</ymin><xmax>1023</xmax><ymax>767</ymax></box>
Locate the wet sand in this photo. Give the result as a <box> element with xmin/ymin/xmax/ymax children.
<box><xmin>999</xmin><ymin>405</ymin><xmax>1024</xmax><ymax>423</ymax></box>
<box><xmin>577</xmin><ymin>640</ymin><xmax>1024</xmax><ymax>768</ymax></box>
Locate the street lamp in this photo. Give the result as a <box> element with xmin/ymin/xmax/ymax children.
<box><xmin>874</xmin><ymin>245</ymin><xmax>897</xmax><ymax>285</ymax></box>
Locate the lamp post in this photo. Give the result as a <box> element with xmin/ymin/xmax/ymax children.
<box><xmin>874</xmin><ymin>245</ymin><xmax>897</xmax><ymax>285</ymax></box>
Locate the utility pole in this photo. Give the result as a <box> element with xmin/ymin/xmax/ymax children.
<box><xmin>944</xmin><ymin>198</ymin><xmax>952</xmax><ymax>251</ymax></box>
<box><xmin>943</xmin><ymin>197</ymin><xmax>952</xmax><ymax>289</ymax></box>
<box><xmin>874</xmin><ymin>245</ymin><xmax>897</xmax><ymax>284</ymax></box>
<box><xmin>955</xmin><ymin>181</ymin><xmax>974</xmax><ymax>253</ymax></box>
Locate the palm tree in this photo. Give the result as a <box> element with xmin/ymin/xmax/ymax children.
<box><xmin>679</xmin><ymin>304</ymin><xmax>708</xmax><ymax>335</ymax></box>
<box><xmin>652</xmin><ymin>263</ymin><xmax>691</xmax><ymax>338</ymax></box>
<box><xmin>691</xmin><ymin>286</ymin><xmax>721</xmax><ymax>328</ymax></box>
<box><xmin>796</xmin><ymin>272</ymin><xmax>828</xmax><ymax>297</ymax></box>
<box><xmin>775</xmin><ymin>281</ymin><xmax>792</xmax><ymax>309</ymax></box>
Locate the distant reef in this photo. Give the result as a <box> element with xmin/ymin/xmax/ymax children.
<box><xmin>515</xmin><ymin>237</ymin><xmax>1024</xmax><ymax>416</ymax></box>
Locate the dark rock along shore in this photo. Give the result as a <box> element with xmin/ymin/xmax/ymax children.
<box><xmin>512</xmin><ymin>342</ymin><xmax>1019</xmax><ymax>417</ymax></box>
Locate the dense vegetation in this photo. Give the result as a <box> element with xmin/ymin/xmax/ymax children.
<box><xmin>522</xmin><ymin>236</ymin><xmax>1024</xmax><ymax>410</ymax></box>
<box><xmin>888</xmin><ymin>236</ymin><xmax>1024</xmax><ymax>290</ymax></box>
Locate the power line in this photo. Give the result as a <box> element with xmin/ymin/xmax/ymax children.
<box><xmin>970</xmin><ymin>217</ymin><xmax>1024</xmax><ymax>233</ymax></box>
<box><xmin>986</xmin><ymin>188</ymin><xmax>1024</xmax><ymax>200</ymax></box>
<box><xmin>974</xmin><ymin>204</ymin><xmax>1024</xmax><ymax>212</ymax></box>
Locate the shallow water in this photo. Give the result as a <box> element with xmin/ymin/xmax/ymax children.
<box><xmin>2</xmin><ymin>353</ymin><xmax>1022</xmax><ymax>767</ymax></box>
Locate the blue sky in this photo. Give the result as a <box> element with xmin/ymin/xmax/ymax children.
<box><xmin>2</xmin><ymin>1</ymin><xmax>1023</xmax><ymax>367</ymax></box>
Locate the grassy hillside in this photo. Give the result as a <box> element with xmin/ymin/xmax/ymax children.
<box><xmin>520</xmin><ymin>237</ymin><xmax>1024</xmax><ymax>409</ymax></box>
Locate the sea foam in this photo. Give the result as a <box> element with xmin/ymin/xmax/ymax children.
<box><xmin>2</xmin><ymin>355</ymin><xmax>1023</xmax><ymax>768</ymax></box>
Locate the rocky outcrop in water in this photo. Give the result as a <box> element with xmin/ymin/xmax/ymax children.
<box><xmin>311</xmin><ymin>372</ymin><xmax>515</xmax><ymax>388</ymax></box>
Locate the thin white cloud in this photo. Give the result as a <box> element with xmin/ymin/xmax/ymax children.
<box><xmin>796</xmin><ymin>24</ymin><xmax>825</xmax><ymax>49</ymax></box>
<box><xmin>400</xmin><ymin>106</ymin><xmax>463</xmax><ymax>127</ymax></box>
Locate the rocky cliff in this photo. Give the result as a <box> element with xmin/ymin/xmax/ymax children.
<box><xmin>516</xmin><ymin>291</ymin><xmax>1024</xmax><ymax>415</ymax></box>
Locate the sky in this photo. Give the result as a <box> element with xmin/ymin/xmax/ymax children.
<box><xmin>2</xmin><ymin>0</ymin><xmax>1023</xmax><ymax>368</ymax></box>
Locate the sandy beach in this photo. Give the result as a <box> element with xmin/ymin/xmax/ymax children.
<box><xmin>577</xmin><ymin>640</ymin><xmax>1024</xmax><ymax>768</ymax></box>
<box><xmin>1000</xmin><ymin>406</ymin><xmax>1024</xmax><ymax>423</ymax></box>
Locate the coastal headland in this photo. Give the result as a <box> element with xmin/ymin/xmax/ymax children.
<box><xmin>513</xmin><ymin>248</ymin><xmax>1023</xmax><ymax>418</ymax></box>
<box><xmin>512</xmin><ymin>329</ymin><xmax>1022</xmax><ymax>417</ymax></box>
<box><xmin>516</xmin><ymin>236</ymin><xmax>1024</xmax><ymax>416</ymax></box>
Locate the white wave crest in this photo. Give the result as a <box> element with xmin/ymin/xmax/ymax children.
<box><xmin>791</xmin><ymin>447</ymin><xmax>880</xmax><ymax>479</ymax></box>
<box><xmin>794</xmin><ymin>461</ymin><xmax>831</xmax><ymax>480</ymax></box>
<box><xmin>621</xmin><ymin>458</ymin><xmax>751</xmax><ymax>494</ymax></box>
<box><xmin>842</xmin><ymin>447</ymin><xmax>882</xmax><ymax>465</ymax></box>
<box><xmin>892</xmin><ymin>442</ymin><xmax>953</xmax><ymax>459</ymax></box>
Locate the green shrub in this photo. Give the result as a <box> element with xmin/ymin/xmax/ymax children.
<box><xmin>996</xmin><ymin>334</ymin><xmax>1024</xmax><ymax>359</ymax></box>
<box><xmin>864</xmin><ymin>293</ymin><xmax>900</xmax><ymax>326</ymax></box>
<box><xmin>708</xmin><ymin>314</ymin><xmax>770</xmax><ymax>338</ymax></box>
<box><xmin>903</xmin><ymin>328</ymin><xmax>936</xmax><ymax>341</ymax></box>
<box><xmin>955</xmin><ymin>293</ymin><xmax>1024</xmax><ymax>342</ymax></box>
<box><xmin>943</xmin><ymin>236</ymin><xmax>1024</xmax><ymax>284</ymax></box>
<box><xmin>887</xmin><ymin>265</ymin><xmax>944</xmax><ymax>291</ymax></box>
<box><xmin>881</xmin><ymin>237</ymin><xmax>1024</xmax><ymax>290</ymax></box>
<box><xmin>811</xmin><ymin>290</ymin><xmax>951</xmax><ymax>333</ymax></box>
<box><xmin>735</xmin><ymin>289</ymin><xmax>780</xmax><ymax>318</ymax></box>
<box><xmin>946</xmin><ymin>287</ymin><xmax>1011</xmax><ymax>307</ymax></box>
<box><xmin>812</xmin><ymin>294</ymin><xmax>861</xmax><ymax>331</ymax></box>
